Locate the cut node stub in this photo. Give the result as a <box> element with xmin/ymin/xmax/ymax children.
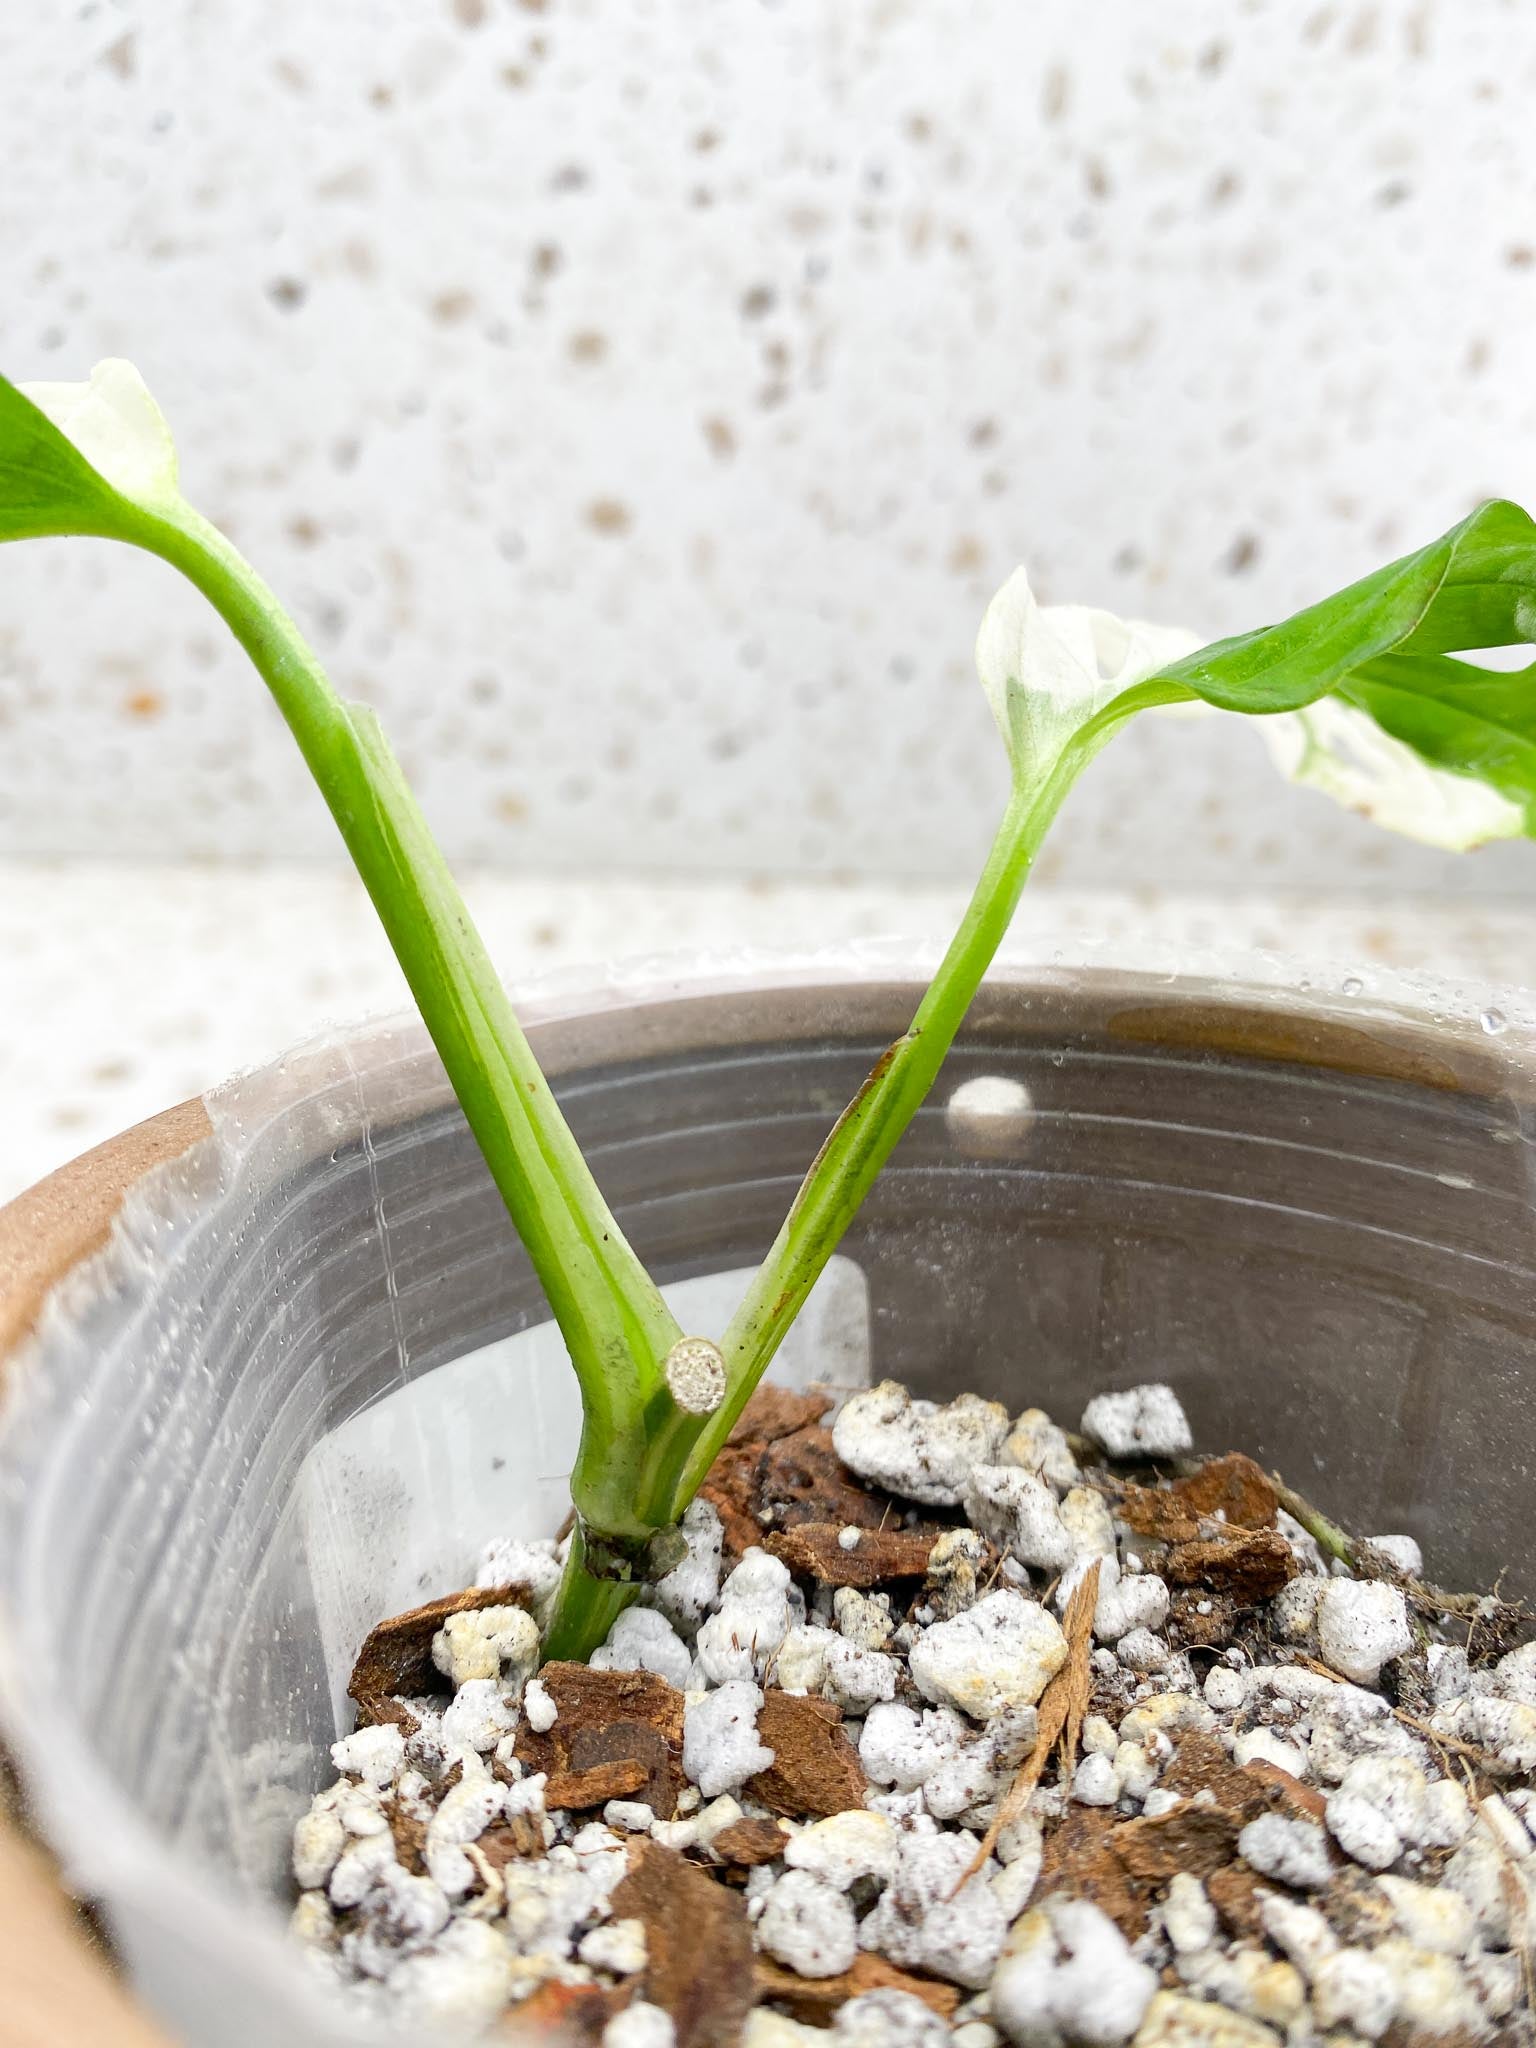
<box><xmin>666</xmin><ymin>1336</ymin><xmax>728</xmax><ymax>1415</ymax></box>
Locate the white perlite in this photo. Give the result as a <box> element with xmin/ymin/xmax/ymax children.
<box><xmin>293</xmin><ymin>1805</ymin><xmax>347</xmax><ymax>1892</ymax></box>
<box><xmin>745</xmin><ymin>2018</ymin><xmax>822</xmax><ymax>2048</ymax></box>
<box><xmin>604</xmin><ymin>2001</ymin><xmax>677</xmax><ymax>2048</ymax></box>
<box><xmin>650</xmin><ymin>1497</ymin><xmax>724</xmax><ymax>1632</ymax></box>
<box><xmin>859</xmin><ymin>1700</ymin><xmax>971</xmax><ymax>1793</ymax></box>
<box><xmin>683</xmin><ymin>1679</ymin><xmax>775</xmax><ymax>1798</ymax></box>
<box><xmin>1375</xmin><ymin>1874</ymin><xmax>1475</xmax><ymax>1956</ymax></box>
<box><xmin>1093</xmin><ymin>1560</ymin><xmax>1171</xmax><ymax>1644</ymax></box>
<box><xmin>591</xmin><ymin>1606</ymin><xmax>694</xmax><ymax>1690</ymax></box>
<box><xmin>1451</xmin><ymin>1694</ymin><xmax>1536</xmax><ymax>1772</ymax></box>
<box><xmin>858</xmin><ymin>1832</ymin><xmax>1008</xmax><ymax>1989</ymax></box>
<box><xmin>441</xmin><ymin>1677</ymin><xmax>518</xmax><ymax>1753</ymax></box>
<box><xmin>1162</xmin><ymin>1875</ymin><xmax>1218</xmax><ymax>1957</ymax></box>
<box><xmin>388</xmin><ymin>1918</ymin><xmax>516</xmax><ymax>2032</ymax></box>
<box><xmin>330</xmin><ymin>1724</ymin><xmax>404</xmax><ymax>1790</ymax></box>
<box><xmin>521</xmin><ymin>1677</ymin><xmax>558</xmax><ymax>1734</ymax></box>
<box><xmin>759</xmin><ymin>1869</ymin><xmax>859</xmax><ymax>1979</ymax></box>
<box><xmin>1315</xmin><ymin>1580</ymin><xmax>1413</xmax><ymax>1686</ymax></box>
<box><xmin>1309</xmin><ymin>1948</ymin><xmax>1397</xmax><ymax>2038</ymax></box>
<box><xmin>695</xmin><ymin>1549</ymin><xmax>793</xmax><ymax>1684</ymax></box>
<box><xmin>834</xmin><ymin>1990</ymin><xmax>950</xmax><ymax>2048</ymax></box>
<box><xmin>1232</xmin><ymin>1729</ymin><xmax>1307</xmax><ymax>1781</ymax></box>
<box><xmin>476</xmin><ymin>1535</ymin><xmax>563</xmax><ymax>1605</ymax></box>
<box><xmin>1236</xmin><ymin>1815</ymin><xmax>1333</xmax><ymax>1891</ymax></box>
<box><xmin>963</xmin><ymin>1465</ymin><xmax>1074</xmax><ymax>1572</ymax></box>
<box><xmin>784</xmin><ymin>1810</ymin><xmax>899</xmax><ymax>1890</ymax></box>
<box><xmin>999</xmin><ymin>1408</ymin><xmax>1081</xmax><ymax>1493</ymax></box>
<box><xmin>431</xmin><ymin>1603</ymin><xmax>540</xmax><ymax>1691</ymax></box>
<box><xmin>1060</xmin><ymin>1486</ymin><xmax>1117</xmax><ymax>1560</ymax></box>
<box><xmin>832</xmin><ymin>1380</ymin><xmax>1010</xmax><ymax>1506</ymax></box>
<box><xmin>1079</xmin><ymin>1384</ymin><xmax>1192</xmax><ymax>1460</ymax></box>
<box><xmin>1130</xmin><ymin>1992</ymin><xmax>1282</xmax><ymax>2048</ymax></box>
<box><xmin>1368</xmin><ymin>1533</ymin><xmax>1423</xmax><ymax>1576</ymax></box>
<box><xmin>1496</xmin><ymin>1640</ymin><xmax>1536</xmax><ymax>1707</ymax></box>
<box><xmin>1256</xmin><ymin>1893</ymin><xmax>1337</xmax><ymax>1979</ymax></box>
<box><xmin>580</xmin><ymin>1918</ymin><xmax>648</xmax><ymax>1974</ymax></box>
<box><xmin>1203</xmin><ymin>1665</ymin><xmax>1247</xmax><ymax>1714</ymax></box>
<box><xmin>909</xmin><ymin>1591</ymin><xmax>1067</xmax><ymax>1719</ymax></box>
<box><xmin>1072</xmin><ymin>1752</ymin><xmax>1122</xmax><ymax>1808</ymax></box>
<box><xmin>1270</xmin><ymin>1575</ymin><xmax>1326</xmax><ymax>1642</ymax></box>
<box><xmin>992</xmin><ymin>1898</ymin><xmax>1157</xmax><ymax>2048</ymax></box>
<box><xmin>1325</xmin><ymin>1758</ymin><xmax>1469</xmax><ymax>1873</ymax></box>
<box><xmin>292</xmin><ymin>1371</ymin><xmax>1530</xmax><ymax>2045</ymax></box>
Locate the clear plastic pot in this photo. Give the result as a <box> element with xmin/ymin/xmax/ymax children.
<box><xmin>1</xmin><ymin>956</ymin><xmax>1533</xmax><ymax>2046</ymax></box>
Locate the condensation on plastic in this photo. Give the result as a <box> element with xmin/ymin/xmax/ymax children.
<box><xmin>2</xmin><ymin>939</ymin><xmax>1536</xmax><ymax>2048</ymax></box>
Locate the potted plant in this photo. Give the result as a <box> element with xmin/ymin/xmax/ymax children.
<box><xmin>1</xmin><ymin>363</ymin><xmax>1534</xmax><ymax>2047</ymax></box>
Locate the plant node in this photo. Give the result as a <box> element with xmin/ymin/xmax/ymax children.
<box><xmin>665</xmin><ymin>1336</ymin><xmax>728</xmax><ymax>1416</ymax></box>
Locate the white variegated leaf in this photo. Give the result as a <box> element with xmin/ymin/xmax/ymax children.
<box><xmin>1260</xmin><ymin>696</ymin><xmax>1525</xmax><ymax>851</ymax></box>
<box><xmin>18</xmin><ymin>359</ymin><xmax>180</xmax><ymax>511</ymax></box>
<box><xmin>976</xmin><ymin>568</ymin><xmax>1203</xmax><ymax>785</ymax></box>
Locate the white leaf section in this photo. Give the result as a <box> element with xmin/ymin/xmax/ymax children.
<box><xmin>18</xmin><ymin>359</ymin><xmax>180</xmax><ymax>511</ymax></box>
<box><xmin>976</xmin><ymin>568</ymin><xmax>1203</xmax><ymax>785</ymax></box>
<box><xmin>1260</xmin><ymin>697</ymin><xmax>1525</xmax><ymax>852</ymax></box>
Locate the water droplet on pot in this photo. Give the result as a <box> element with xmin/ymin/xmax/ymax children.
<box><xmin>1342</xmin><ymin>975</ymin><xmax>1363</xmax><ymax>997</ymax></box>
<box><xmin>1481</xmin><ymin>1007</ymin><xmax>1507</xmax><ymax>1035</ymax></box>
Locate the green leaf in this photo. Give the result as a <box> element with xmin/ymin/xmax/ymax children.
<box><xmin>1141</xmin><ymin>499</ymin><xmax>1536</xmax><ymax>849</ymax></box>
<box><xmin>1344</xmin><ymin>652</ymin><xmax>1536</xmax><ymax>829</ymax></box>
<box><xmin>1258</xmin><ymin>682</ymin><xmax>1530</xmax><ymax>852</ymax></box>
<box><xmin>1257</xmin><ymin>643</ymin><xmax>1536</xmax><ymax>852</ymax></box>
<box><xmin>0</xmin><ymin>361</ymin><xmax>179</xmax><ymax>542</ymax></box>
<box><xmin>1395</xmin><ymin>501</ymin><xmax>1536</xmax><ymax>657</ymax></box>
<box><xmin>1155</xmin><ymin>500</ymin><xmax>1536</xmax><ymax>715</ymax></box>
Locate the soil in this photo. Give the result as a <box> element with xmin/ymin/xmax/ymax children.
<box><xmin>289</xmin><ymin>1379</ymin><xmax>1536</xmax><ymax>2048</ymax></box>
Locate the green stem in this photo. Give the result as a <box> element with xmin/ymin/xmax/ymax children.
<box><xmin>665</xmin><ymin>681</ymin><xmax>1188</xmax><ymax>1517</ymax></box>
<box><xmin>541</xmin><ymin>1525</ymin><xmax>643</xmax><ymax>1664</ymax></box>
<box><xmin>128</xmin><ymin>503</ymin><xmax>682</xmax><ymax>1495</ymax></box>
<box><xmin>111</xmin><ymin>472</ymin><xmax>1200</xmax><ymax>1660</ymax></box>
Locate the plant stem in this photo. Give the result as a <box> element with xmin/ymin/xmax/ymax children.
<box><xmin>1269</xmin><ymin>1475</ymin><xmax>1356</xmax><ymax>1568</ymax></box>
<box><xmin>1271</xmin><ymin>1469</ymin><xmax>1532</xmax><ymax>1646</ymax></box>
<box><xmin>129</xmin><ymin>503</ymin><xmax>682</xmax><ymax>1538</ymax></box>
<box><xmin>109</xmin><ymin>487</ymin><xmax>1205</xmax><ymax>1660</ymax></box>
<box><xmin>665</xmin><ymin>687</ymin><xmax>1182</xmax><ymax>1518</ymax></box>
<box><xmin>540</xmin><ymin>1525</ymin><xmax>644</xmax><ymax>1663</ymax></box>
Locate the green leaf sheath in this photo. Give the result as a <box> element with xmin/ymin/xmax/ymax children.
<box><xmin>1154</xmin><ymin>500</ymin><xmax>1536</xmax><ymax>715</ymax></box>
<box><xmin>0</xmin><ymin>375</ymin><xmax>681</xmax><ymax>1547</ymax></box>
<box><xmin>150</xmin><ymin>514</ymin><xmax>686</xmax><ymax>1541</ymax></box>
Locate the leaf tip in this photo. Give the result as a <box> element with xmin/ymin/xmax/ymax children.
<box><xmin>16</xmin><ymin>357</ymin><xmax>180</xmax><ymax>511</ymax></box>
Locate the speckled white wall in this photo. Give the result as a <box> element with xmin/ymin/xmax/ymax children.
<box><xmin>2</xmin><ymin>0</ymin><xmax>1534</xmax><ymax>890</ymax></box>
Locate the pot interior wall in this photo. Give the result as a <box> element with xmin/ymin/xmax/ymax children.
<box><xmin>4</xmin><ymin>976</ymin><xmax>1535</xmax><ymax>1962</ymax></box>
